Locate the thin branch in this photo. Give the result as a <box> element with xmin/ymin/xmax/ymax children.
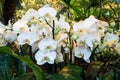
<box><xmin>96</xmin><ymin>54</ymin><xmax>112</xmax><ymax>77</ymax></box>
<box><xmin>45</xmin><ymin>19</ymin><xmax>53</xmax><ymax>28</ymax></box>
<box><xmin>52</xmin><ymin>20</ymin><xmax>55</xmax><ymax>39</ymax></box>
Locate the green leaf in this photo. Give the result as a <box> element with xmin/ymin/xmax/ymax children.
<box><xmin>14</xmin><ymin>72</ymin><xmax>36</xmax><ymax>80</ymax></box>
<box><xmin>98</xmin><ymin>71</ymin><xmax>114</xmax><ymax>80</ymax></box>
<box><xmin>98</xmin><ymin>71</ymin><xmax>120</xmax><ymax>80</ymax></box>
<box><xmin>0</xmin><ymin>46</ymin><xmax>42</xmax><ymax>80</ymax></box>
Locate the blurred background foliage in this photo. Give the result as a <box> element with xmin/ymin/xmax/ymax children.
<box><xmin>60</xmin><ymin>0</ymin><xmax>120</xmax><ymax>31</ymax></box>
<box><xmin>0</xmin><ymin>0</ymin><xmax>5</xmax><ymax>21</ymax></box>
<box><xmin>0</xmin><ymin>0</ymin><xmax>120</xmax><ymax>80</ymax></box>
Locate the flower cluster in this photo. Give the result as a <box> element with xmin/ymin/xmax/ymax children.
<box><xmin>0</xmin><ymin>4</ymin><xmax>110</xmax><ymax>65</ymax></box>
<box><xmin>72</xmin><ymin>16</ymin><xmax>108</xmax><ymax>63</ymax></box>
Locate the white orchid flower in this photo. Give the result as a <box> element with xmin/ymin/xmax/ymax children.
<box><xmin>76</xmin><ymin>37</ymin><xmax>86</xmax><ymax>47</ymax></box>
<box><xmin>30</xmin><ymin>22</ymin><xmax>48</xmax><ymax>31</ymax></box>
<box><xmin>22</xmin><ymin>9</ymin><xmax>40</xmax><ymax>21</ymax></box>
<box><xmin>64</xmin><ymin>47</ymin><xmax>70</xmax><ymax>53</ymax></box>
<box><xmin>3</xmin><ymin>30</ymin><xmax>17</xmax><ymax>43</ymax></box>
<box><xmin>55</xmin><ymin>52</ymin><xmax>64</xmax><ymax>63</ymax></box>
<box><xmin>74</xmin><ymin>46</ymin><xmax>91</xmax><ymax>63</ymax></box>
<box><xmin>85</xmin><ymin>33</ymin><xmax>101</xmax><ymax>50</ymax></box>
<box><xmin>31</xmin><ymin>40</ymin><xmax>39</xmax><ymax>53</ymax></box>
<box><xmin>30</xmin><ymin>22</ymin><xmax>52</xmax><ymax>37</ymax></box>
<box><xmin>102</xmin><ymin>33</ymin><xmax>119</xmax><ymax>50</ymax></box>
<box><xmin>57</xmin><ymin>33</ymin><xmax>68</xmax><ymax>42</ymax></box>
<box><xmin>13</xmin><ymin>20</ymin><xmax>29</xmax><ymax>34</ymax></box>
<box><xmin>17</xmin><ymin>31</ymin><xmax>39</xmax><ymax>45</ymax></box>
<box><xmin>35</xmin><ymin>50</ymin><xmax>56</xmax><ymax>65</ymax></box>
<box><xmin>104</xmin><ymin>33</ymin><xmax>119</xmax><ymax>42</ymax></box>
<box><xmin>55</xmin><ymin>33</ymin><xmax>69</xmax><ymax>48</ymax></box>
<box><xmin>58</xmin><ymin>15</ymin><xmax>70</xmax><ymax>32</ymax></box>
<box><xmin>83</xmin><ymin>15</ymin><xmax>98</xmax><ymax>29</ymax></box>
<box><xmin>82</xmin><ymin>16</ymin><xmax>108</xmax><ymax>35</ymax></box>
<box><xmin>38</xmin><ymin>4</ymin><xmax>57</xmax><ymax>18</ymax></box>
<box><xmin>0</xmin><ymin>35</ymin><xmax>7</xmax><ymax>46</ymax></box>
<box><xmin>0</xmin><ymin>22</ymin><xmax>6</xmax><ymax>34</ymax></box>
<box><xmin>97</xmin><ymin>21</ymin><xmax>108</xmax><ymax>31</ymax></box>
<box><xmin>73</xmin><ymin>21</ymin><xmax>87</xmax><ymax>37</ymax></box>
<box><xmin>6</xmin><ymin>20</ymin><xmax>13</xmax><ymax>29</ymax></box>
<box><xmin>38</xmin><ymin>37</ymin><xmax>57</xmax><ymax>51</ymax></box>
<box><xmin>88</xmin><ymin>20</ymin><xmax>108</xmax><ymax>36</ymax></box>
<box><xmin>37</xmin><ymin>28</ymin><xmax>52</xmax><ymax>38</ymax></box>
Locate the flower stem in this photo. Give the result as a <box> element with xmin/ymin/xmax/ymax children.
<box><xmin>52</xmin><ymin>20</ymin><xmax>55</xmax><ymax>39</ymax></box>
<box><xmin>45</xmin><ymin>19</ymin><xmax>53</xmax><ymax>28</ymax></box>
<box><xmin>64</xmin><ymin>53</ymin><xmax>67</xmax><ymax>65</ymax></box>
<box><xmin>96</xmin><ymin>54</ymin><xmax>112</xmax><ymax>77</ymax></box>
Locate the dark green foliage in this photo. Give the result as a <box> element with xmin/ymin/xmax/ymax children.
<box><xmin>61</xmin><ymin>0</ymin><xmax>120</xmax><ymax>26</ymax></box>
<box><xmin>97</xmin><ymin>70</ymin><xmax>120</xmax><ymax>80</ymax></box>
<box><xmin>0</xmin><ymin>46</ymin><xmax>42</xmax><ymax>80</ymax></box>
<box><xmin>43</xmin><ymin>64</ymin><xmax>83</xmax><ymax>80</ymax></box>
<box><xmin>13</xmin><ymin>72</ymin><xmax>36</xmax><ymax>80</ymax></box>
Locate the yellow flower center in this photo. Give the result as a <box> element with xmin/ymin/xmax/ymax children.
<box><xmin>78</xmin><ymin>53</ymin><xmax>83</xmax><ymax>58</ymax></box>
<box><xmin>20</xmin><ymin>27</ymin><xmax>26</xmax><ymax>31</ymax></box>
<box><xmin>78</xmin><ymin>41</ymin><xmax>84</xmax><ymax>46</ymax></box>
<box><xmin>43</xmin><ymin>57</ymin><xmax>49</xmax><ymax>61</ymax></box>
<box><xmin>24</xmin><ymin>39</ymin><xmax>30</xmax><ymax>44</ymax></box>
<box><xmin>79</xmin><ymin>29</ymin><xmax>83</xmax><ymax>33</ymax></box>
<box><xmin>78</xmin><ymin>28</ymin><xmax>86</xmax><ymax>35</ymax></box>
<box><xmin>98</xmin><ymin>26</ymin><xmax>103</xmax><ymax>30</ymax></box>
<box><xmin>46</xmin><ymin>46</ymin><xmax>52</xmax><ymax>50</ymax></box>
<box><xmin>31</xmin><ymin>16</ymin><xmax>36</xmax><ymax>19</ymax></box>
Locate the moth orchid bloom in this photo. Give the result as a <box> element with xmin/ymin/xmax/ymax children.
<box><xmin>38</xmin><ymin>4</ymin><xmax>57</xmax><ymax>20</ymax></box>
<box><xmin>13</xmin><ymin>20</ymin><xmax>29</xmax><ymax>34</ymax></box>
<box><xmin>58</xmin><ymin>15</ymin><xmax>70</xmax><ymax>32</ymax></box>
<box><xmin>99</xmin><ymin>32</ymin><xmax>120</xmax><ymax>55</ymax></box>
<box><xmin>30</xmin><ymin>22</ymin><xmax>52</xmax><ymax>38</ymax></box>
<box><xmin>76</xmin><ymin>37</ymin><xmax>86</xmax><ymax>47</ymax></box>
<box><xmin>55</xmin><ymin>52</ymin><xmax>64</xmax><ymax>63</ymax></box>
<box><xmin>22</xmin><ymin>9</ymin><xmax>40</xmax><ymax>21</ymax></box>
<box><xmin>73</xmin><ymin>21</ymin><xmax>87</xmax><ymax>38</ymax></box>
<box><xmin>17</xmin><ymin>31</ymin><xmax>39</xmax><ymax>46</ymax></box>
<box><xmin>89</xmin><ymin>20</ymin><xmax>108</xmax><ymax>36</ymax></box>
<box><xmin>83</xmin><ymin>16</ymin><xmax>108</xmax><ymax>36</ymax></box>
<box><xmin>104</xmin><ymin>33</ymin><xmax>119</xmax><ymax>42</ymax></box>
<box><xmin>57</xmin><ymin>33</ymin><xmax>68</xmax><ymax>42</ymax></box>
<box><xmin>103</xmin><ymin>33</ymin><xmax>119</xmax><ymax>50</ymax></box>
<box><xmin>83</xmin><ymin>15</ymin><xmax>98</xmax><ymax>30</ymax></box>
<box><xmin>35</xmin><ymin>50</ymin><xmax>56</xmax><ymax>65</ymax></box>
<box><xmin>30</xmin><ymin>22</ymin><xmax>48</xmax><ymax>31</ymax></box>
<box><xmin>3</xmin><ymin>30</ymin><xmax>17</xmax><ymax>43</ymax></box>
<box><xmin>0</xmin><ymin>35</ymin><xmax>7</xmax><ymax>46</ymax></box>
<box><xmin>6</xmin><ymin>20</ymin><xmax>13</xmax><ymax>30</ymax></box>
<box><xmin>0</xmin><ymin>22</ymin><xmax>6</xmax><ymax>34</ymax></box>
<box><xmin>96</xmin><ymin>21</ymin><xmax>108</xmax><ymax>37</ymax></box>
<box><xmin>56</xmin><ymin>33</ymin><xmax>69</xmax><ymax>48</ymax></box>
<box><xmin>85</xmin><ymin>33</ymin><xmax>101</xmax><ymax>50</ymax></box>
<box><xmin>38</xmin><ymin>37</ymin><xmax>57</xmax><ymax>51</ymax></box>
<box><xmin>31</xmin><ymin>40</ymin><xmax>40</xmax><ymax>53</ymax></box>
<box><xmin>74</xmin><ymin>46</ymin><xmax>91</xmax><ymax>63</ymax></box>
